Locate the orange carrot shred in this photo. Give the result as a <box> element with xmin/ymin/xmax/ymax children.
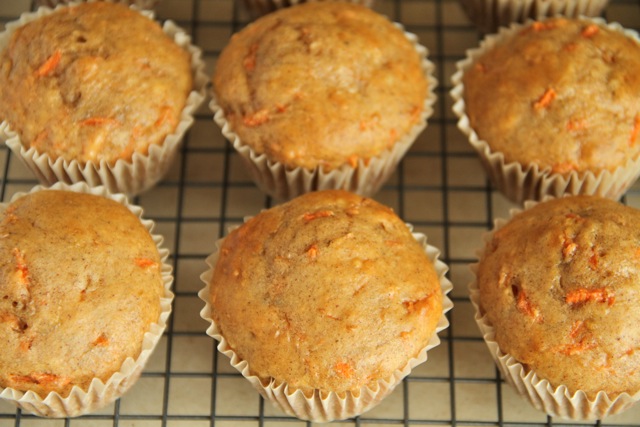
<box><xmin>35</xmin><ymin>50</ymin><xmax>61</xmax><ymax>77</ymax></box>
<box><xmin>333</xmin><ymin>362</ymin><xmax>354</xmax><ymax>378</ymax></box>
<box><xmin>565</xmin><ymin>287</ymin><xmax>614</xmax><ymax>306</ymax></box>
<box><xmin>347</xmin><ymin>155</ymin><xmax>358</xmax><ymax>168</ymax></box>
<box><xmin>306</xmin><ymin>244</ymin><xmax>318</xmax><ymax>259</ymax></box>
<box><xmin>566</xmin><ymin>118</ymin><xmax>587</xmax><ymax>131</ymax></box>
<box><xmin>582</xmin><ymin>24</ymin><xmax>599</xmax><ymax>38</ymax></box>
<box><xmin>92</xmin><ymin>333</ymin><xmax>109</xmax><ymax>346</ymax></box>
<box><xmin>302</xmin><ymin>210</ymin><xmax>334</xmax><ymax>222</ymax></box>
<box><xmin>243</xmin><ymin>109</ymin><xmax>269</xmax><ymax>127</ymax></box>
<box><xmin>629</xmin><ymin>114</ymin><xmax>640</xmax><ymax>146</ymax></box>
<box><xmin>13</xmin><ymin>248</ymin><xmax>29</xmax><ymax>285</ymax></box>
<box><xmin>516</xmin><ymin>289</ymin><xmax>540</xmax><ymax>321</ymax></box>
<box><xmin>79</xmin><ymin>117</ymin><xmax>119</xmax><ymax>126</ymax></box>
<box><xmin>551</xmin><ymin>162</ymin><xmax>578</xmax><ymax>174</ymax></box>
<box><xmin>534</xmin><ymin>88</ymin><xmax>557</xmax><ymax>110</ymax></box>
<box><xmin>154</xmin><ymin>106</ymin><xmax>176</xmax><ymax>128</ymax></box>
<box><xmin>135</xmin><ymin>257</ymin><xmax>158</xmax><ymax>268</ymax></box>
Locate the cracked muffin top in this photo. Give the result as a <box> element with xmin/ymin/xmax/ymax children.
<box><xmin>0</xmin><ymin>190</ymin><xmax>164</xmax><ymax>397</ymax></box>
<box><xmin>462</xmin><ymin>18</ymin><xmax>640</xmax><ymax>175</ymax></box>
<box><xmin>208</xmin><ymin>190</ymin><xmax>443</xmax><ymax>393</ymax></box>
<box><xmin>476</xmin><ymin>196</ymin><xmax>640</xmax><ymax>398</ymax></box>
<box><xmin>0</xmin><ymin>2</ymin><xmax>192</xmax><ymax>164</ymax></box>
<box><xmin>212</xmin><ymin>2</ymin><xmax>429</xmax><ymax>171</ymax></box>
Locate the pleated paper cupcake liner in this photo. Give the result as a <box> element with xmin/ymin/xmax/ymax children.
<box><xmin>0</xmin><ymin>182</ymin><xmax>174</xmax><ymax>418</ymax></box>
<box><xmin>199</xmin><ymin>222</ymin><xmax>453</xmax><ymax>422</ymax></box>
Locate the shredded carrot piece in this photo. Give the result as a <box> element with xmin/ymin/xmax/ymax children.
<box><xmin>569</xmin><ymin>320</ymin><xmax>585</xmax><ymax>339</ymax></box>
<box><xmin>551</xmin><ymin>162</ymin><xmax>578</xmax><ymax>174</ymax></box>
<box><xmin>79</xmin><ymin>117</ymin><xmax>119</xmax><ymax>126</ymax></box>
<box><xmin>403</xmin><ymin>296</ymin><xmax>430</xmax><ymax>314</ymax></box>
<box><xmin>565</xmin><ymin>213</ymin><xmax>584</xmax><ymax>221</ymax></box>
<box><xmin>92</xmin><ymin>333</ymin><xmax>109</xmax><ymax>346</ymax></box>
<box><xmin>275</xmin><ymin>103</ymin><xmax>287</xmax><ymax>113</ymax></box>
<box><xmin>243</xmin><ymin>109</ymin><xmax>269</xmax><ymax>127</ymax></box>
<box><xmin>582</xmin><ymin>24</ymin><xmax>599</xmax><ymax>38</ymax></box>
<box><xmin>302</xmin><ymin>210</ymin><xmax>334</xmax><ymax>222</ymax></box>
<box><xmin>564</xmin><ymin>42</ymin><xmax>578</xmax><ymax>52</ymax></box>
<box><xmin>389</xmin><ymin>128</ymin><xmax>397</xmax><ymax>142</ymax></box>
<box><xmin>347</xmin><ymin>155</ymin><xmax>358</xmax><ymax>168</ymax></box>
<box><xmin>19</xmin><ymin>338</ymin><xmax>33</xmax><ymax>352</ymax></box>
<box><xmin>10</xmin><ymin>373</ymin><xmax>71</xmax><ymax>387</ymax></box>
<box><xmin>566</xmin><ymin>118</ymin><xmax>587</xmax><ymax>131</ymax></box>
<box><xmin>35</xmin><ymin>50</ymin><xmax>61</xmax><ymax>77</ymax></box>
<box><xmin>474</xmin><ymin>62</ymin><xmax>487</xmax><ymax>72</ymax></box>
<box><xmin>589</xmin><ymin>248</ymin><xmax>599</xmax><ymax>270</ymax></box>
<box><xmin>154</xmin><ymin>106</ymin><xmax>176</xmax><ymax>128</ymax></box>
<box><xmin>635</xmin><ymin>247</ymin><xmax>640</xmax><ymax>258</ymax></box>
<box><xmin>515</xmin><ymin>288</ymin><xmax>541</xmax><ymax>321</ymax></box>
<box><xmin>243</xmin><ymin>43</ymin><xmax>259</xmax><ymax>72</ymax></box>
<box><xmin>13</xmin><ymin>248</ymin><xmax>29</xmax><ymax>285</ymax></box>
<box><xmin>534</xmin><ymin>88</ymin><xmax>557</xmax><ymax>110</ymax></box>
<box><xmin>333</xmin><ymin>362</ymin><xmax>354</xmax><ymax>378</ymax></box>
<box><xmin>629</xmin><ymin>114</ymin><xmax>640</xmax><ymax>146</ymax></box>
<box><xmin>135</xmin><ymin>257</ymin><xmax>158</xmax><ymax>268</ymax></box>
<box><xmin>306</xmin><ymin>244</ymin><xmax>318</xmax><ymax>259</ymax></box>
<box><xmin>559</xmin><ymin>339</ymin><xmax>596</xmax><ymax>355</ymax></box>
<box><xmin>561</xmin><ymin>234</ymin><xmax>577</xmax><ymax>260</ymax></box>
<box><xmin>565</xmin><ymin>287</ymin><xmax>614</xmax><ymax>306</ymax></box>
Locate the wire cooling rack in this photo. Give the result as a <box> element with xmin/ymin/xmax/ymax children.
<box><xmin>1</xmin><ymin>0</ymin><xmax>640</xmax><ymax>426</ymax></box>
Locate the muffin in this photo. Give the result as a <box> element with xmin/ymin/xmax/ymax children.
<box><xmin>199</xmin><ymin>190</ymin><xmax>452</xmax><ymax>422</ymax></box>
<box><xmin>451</xmin><ymin>17</ymin><xmax>640</xmax><ymax>204</ymax></box>
<box><xmin>211</xmin><ymin>2</ymin><xmax>436</xmax><ymax>201</ymax></box>
<box><xmin>470</xmin><ymin>195</ymin><xmax>640</xmax><ymax>419</ymax></box>
<box><xmin>458</xmin><ymin>0</ymin><xmax>609</xmax><ymax>34</ymax></box>
<box><xmin>0</xmin><ymin>2</ymin><xmax>207</xmax><ymax>195</ymax></box>
<box><xmin>0</xmin><ymin>183</ymin><xmax>173</xmax><ymax>417</ymax></box>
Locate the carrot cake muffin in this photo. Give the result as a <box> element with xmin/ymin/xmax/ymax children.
<box><xmin>211</xmin><ymin>2</ymin><xmax>434</xmax><ymax>199</ymax></box>
<box><xmin>473</xmin><ymin>195</ymin><xmax>640</xmax><ymax>418</ymax></box>
<box><xmin>201</xmin><ymin>190</ymin><xmax>450</xmax><ymax>421</ymax></box>
<box><xmin>0</xmin><ymin>2</ymin><xmax>191</xmax><ymax>164</ymax></box>
<box><xmin>0</xmin><ymin>187</ymin><xmax>171</xmax><ymax>417</ymax></box>
<box><xmin>452</xmin><ymin>17</ymin><xmax>640</xmax><ymax>202</ymax></box>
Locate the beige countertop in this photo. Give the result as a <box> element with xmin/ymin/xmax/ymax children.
<box><xmin>1</xmin><ymin>0</ymin><xmax>640</xmax><ymax>425</ymax></box>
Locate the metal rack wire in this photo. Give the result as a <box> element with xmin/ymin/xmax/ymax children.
<box><xmin>0</xmin><ymin>0</ymin><xmax>640</xmax><ymax>425</ymax></box>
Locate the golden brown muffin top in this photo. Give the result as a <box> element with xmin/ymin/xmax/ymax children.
<box><xmin>462</xmin><ymin>18</ymin><xmax>640</xmax><ymax>175</ymax></box>
<box><xmin>212</xmin><ymin>2</ymin><xmax>429</xmax><ymax>171</ymax></box>
<box><xmin>0</xmin><ymin>2</ymin><xmax>192</xmax><ymax>164</ymax></box>
<box><xmin>209</xmin><ymin>190</ymin><xmax>442</xmax><ymax>393</ymax></box>
<box><xmin>476</xmin><ymin>196</ymin><xmax>640</xmax><ymax>398</ymax></box>
<box><xmin>0</xmin><ymin>190</ymin><xmax>164</xmax><ymax>397</ymax></box>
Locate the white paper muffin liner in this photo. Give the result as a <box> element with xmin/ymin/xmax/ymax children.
<box><xmin>241</xmin><ymin>0</ymin><xmax>375</xmax><ymax>19</ymax></box>
<box><xmin>35</xmin><ymin>0</ymin><xmax>160</xmax><ymax>8</ymax></box>
<box><xmin>0</xmin><ymin>2</ymin><xmax>208</xmax><ymax>197</ymax></box>
<box><xmin>199</xmin><ymin>221</ymin><xmax>453</xmax><ymax>422</ymax></box>
<box><xmin>211</xmin><ymin>24</ymin><xmax>437</xmax><ymax>201</ymax></box>
<box><xmin>451</xmin><ymin>17</ymin><xmax>640</xmax><ymax>205</ymax></box>
<box><xmin>0</xmin><ymin>182</ymin><xmax>174</xmax><ymax>418</ymax></box>
<box><xmin>458</xmin><ymin>0</ymin><xmax>609</xmax><ymax>34</ymax></box>
<box><xmin>468</xmin><ymin>199</ymin><xmax>640</xmax><ymax>420</ymax></box>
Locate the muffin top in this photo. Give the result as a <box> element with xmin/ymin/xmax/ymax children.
<box><xmin>476</xmin><ymin>196</ymin><xmax>640</xmax><ymax>398</ymax></box>
<box><xmin>209</xmin><ymin>190</ymin><xmax>443</xmax><ymax>393</ymax></box>
<box><xmin>462</xmin><ymin>18</ymin><xmax>640</xmax><ymax>175</ymax></box>
<box><xmin>212</xmin><ymin>2</ymin><xmax>429</xmax><ymax>171</ymax></box>
<box><xmin>0</xmin><ymin>2</ymin><xmax>192</xmax><ymax>164</ymax></box>
<box><xmin>0</xmin><ymin>190</ymin><xmax>164</xmax><ymax>397</ymax></box>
